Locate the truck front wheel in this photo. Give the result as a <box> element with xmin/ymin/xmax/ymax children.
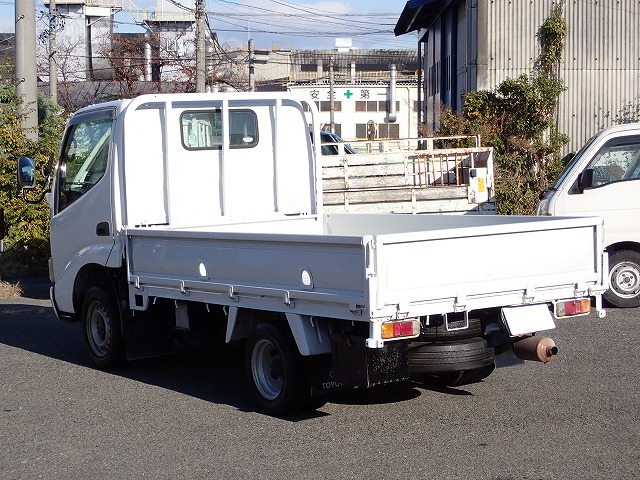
<box><xmin>606</xmin><ymin>250</ymin><xmax>640</xmax><ymax>308</ymax></box>
<box><xmin>245</xmin><ymin>322</ymin><xmax>309</xmax><ymax>416</ymax></box>
<box><xmin>81</xmin><ymin>285</ymin><xmax>126</xmax><ymax>369</ymax></box>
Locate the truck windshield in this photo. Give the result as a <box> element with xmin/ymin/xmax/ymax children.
<box><xmin>57</xmin><ymin>117</ymin><xmax>113</xmax><ymax>212</ymax></box>
<box><xmin>587</xmin><ymin>136</ymin><xmax>640</xmax><ymax>186</ymax></box>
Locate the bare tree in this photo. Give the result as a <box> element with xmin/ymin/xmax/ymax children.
<box><xmin>101</xmin><ymin>30</ymin><xmax>197</xmax><ymax>94</ymax></box>
<box><xmin>36</xmin><ymin>33</ymin><xmax>116</xmax><ymax>111</ymax></box>
<box><xmin>34</xmin><ymin>23</ymin><xmax>258</xmax><ymax>110</ymax></box>
<box><xmin>108</xmin><ymin>33</ymin><xmax>148</xmax><ymax>95</ymax></box>
<box><xmin>37</xmin><ymin>34</ymin><xmax>86</xmax><ymax>83</ymax></box>
<box><xmin>208</xmin><ymin>41</ymin><xmax>250</xmax><ymax>92</ymax></box>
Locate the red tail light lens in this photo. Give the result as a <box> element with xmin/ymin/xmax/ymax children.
<box><xmin>556</xmin><ymin>299</ymin><xmax>591</xmax><ymax>317</ymax></box>
<box><xmin>381</xmin><ymin>319</ymin><xmax>420</xmax><ymax>339</ymax></box>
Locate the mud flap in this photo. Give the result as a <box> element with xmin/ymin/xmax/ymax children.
<box><xmin>307</xmin><ymin>354</ymin><xmax>351</xmax><ymax>397</ymax></box>
<box><xmin>330</xmin><ymin>334</ymin><xmax>409</xmax><ymax>388</ymax></box>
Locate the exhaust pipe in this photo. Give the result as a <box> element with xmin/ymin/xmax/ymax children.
<box><xmin>513</xmin><ymin>336</ymin><xmax>558</xmax><ymax>363</ymax></box>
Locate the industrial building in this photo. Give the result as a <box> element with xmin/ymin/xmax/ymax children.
<box><xmin>395</xmin><ymin>0</ymin><xmax>640</xmax><ymax>151</ymax></box>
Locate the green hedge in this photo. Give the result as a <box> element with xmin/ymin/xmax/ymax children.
<box><xmin>0</xmin><ymin>84</ymin><xmax>65</xmax><ymax>275</ymax></box>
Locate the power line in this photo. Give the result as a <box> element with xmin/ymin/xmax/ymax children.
<box><xmin>12</xmin><ymin>1</ymin><xmax>415</xmax><ymax>50</ymax></box>
<box><xmin>213</xmin><ymin>0</ymin><xmax>387</xmax><ymax>30</ymax></box>
<box><xmin>206</xmin><ymin>0</ymin><xmax>413</xmax><ymax>49</ymax></box>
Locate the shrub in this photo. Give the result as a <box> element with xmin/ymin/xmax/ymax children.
<box><xmin>0</xmin><ymin>84</ymin><xmax>65</xmax><ymax>275</ymax></box>
<box><xmin>436</xmin><ymin>3</ymin><xmax>568</xmax><ymax>215</ymax></box>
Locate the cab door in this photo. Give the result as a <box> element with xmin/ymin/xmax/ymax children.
<box><xmin>50</xmin><ymin>108</ymin><xmax>116</xmax><ymax>314</ymax></box>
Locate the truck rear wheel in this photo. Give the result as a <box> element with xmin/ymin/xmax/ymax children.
<box><xmin>606</xmin><ymin>250</ymin><xmax>640</xmax><ymax>308</ymax></box>
<box><xmin>81</xmin><ymin>285</ymin><xmax>126</xmax><ymax>369</ymax></box>
<box><xmin>245</xmin><ymin>323</ymin><xmax>311</xmax><ymax>416</ymax></box>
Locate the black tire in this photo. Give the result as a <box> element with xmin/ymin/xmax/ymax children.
<box><xmin>422</xmin><ymin>317</ymin><xmax>482</xmax><ymax>341</ymax></box>
<box><xmin>407</xmin><ymin>337</ymin><xmax>495</xmax><ymax>374</ymax></box>
<box><xmin>81</xmin><ymin>285</ymin><xmax>126</xmax><ymax>369</ymax></box>
<box><xmin>245</xmin><ymin>323</ymin><xmax>311</xmax><ymax>416</ymax></box>
<box><xmin>605</xmin><ymin>250</ymin><xmax>640</xmax><ymax>308</ymax></box>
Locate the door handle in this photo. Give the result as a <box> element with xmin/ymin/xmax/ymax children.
<box><xmin>96</xmin><ymin>222</ymin><xmax>110</xmax><ymax>236</ymax></box>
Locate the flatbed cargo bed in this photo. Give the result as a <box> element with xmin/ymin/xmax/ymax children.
<box><xmin>126</xmin><ymin>213</ymin><xmax>605</xmax><ymax>324</ymax></box>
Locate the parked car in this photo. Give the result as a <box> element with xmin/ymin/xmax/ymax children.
<box><xmin>320</xmin><ymin>131</ymin><xmax>356</xmax><ymax>155</ymax></box>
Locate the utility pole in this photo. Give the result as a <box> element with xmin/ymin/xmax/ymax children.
<box><xmin>329</xmin><ymin>56</ymin><xmax>335</xmax><ymax>134</ymax></box>
<box><xmin>49</xmin><ymin>0</ymin><xmax>57</xmax><ymax>102</ymax></box>
<box><xmin>247</xmin><ymin>40</ymin><xmax>269</xmax><ymax>92</ymax></box>
<box><xmin>15</xmin><ymin>0</ymin><xmax>38</xmax><ymax>140</ymax></box>
<box><xmin>248</xmin><ymin>38</ymin><xmax>255</xmax><ymax>91</ymax></box>
<box><xmin>195</xmin><ymin>0</ymin><xmax>206</xmax><ymax>92</ymax></box>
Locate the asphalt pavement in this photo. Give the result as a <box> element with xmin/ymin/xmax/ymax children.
<box><xmin>1</xmin><ymin>278</ymin><xmax>639</xmax><ymax>479</ymax></box>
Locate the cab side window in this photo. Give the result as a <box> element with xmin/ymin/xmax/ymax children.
<box><xmin>588</xmin><ymin>137</ymin><xmax>640</xmax><ymax>187</ymax></box>
<box><xmin>181</xmin><ymin>110</ymin><xmax>222</xmax><ymax>149</ymax></box>
<box><xmin>179</xmin><ymin>109</ymin><xmax>257</xmax><ymax>149</ymax></box>
<box><xmin>57</xmin><ymin>115</ymin><xmax>113</xmax><ymax>212</ymax></box>
<box><xmin>229</xmin><ymin>110</ymin><xmax>258</xmax><ymax>148</ymax></box>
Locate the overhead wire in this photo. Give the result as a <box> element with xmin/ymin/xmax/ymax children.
<box><xmin>9</xmin><ymin>1</ymin><xmax>415</xmax><ymax>50</ymax></box>
<box><xmin>207</xmin><ymin>0</ymin><xmax>414</xmax><ymax>49</ymax></box>
<box><xmin>12</xmin><ymin>0</ymin><xmax>416</xmax><ymax>74</ymax></box>
<box><xmin>263</xmin><ymin>0</ymin><xmax>397</xmax><ymax>26</ymax></box>
<box><xmin>213</xmin><ymin>0</ymin><xmax>381</xmax><ymax>32</ymax></box>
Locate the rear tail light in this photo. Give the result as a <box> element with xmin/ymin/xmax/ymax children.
<box><xmin>555</xmin><ymin>298</ymin><xmax>591</xmax><ymax>317</ymax></box>
<box><xmin>381</xmin><ymin>319</ymin><xmax>420</xmax><ymax>339</ymax></box>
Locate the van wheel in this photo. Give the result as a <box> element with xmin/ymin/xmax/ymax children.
<box><xmin>245</xmin><ymin>323</ymin><xmax>310</xmax><ymax>416</ymax></box>
<box><xmin>81</xmin><ymin>285</ymin><xmax>126</xmax><ymax>369</ymax></box>
<box><xmin>606</xmin><ymin>250</ymin><xmax>640</xmax><ymax>308</ymax></box>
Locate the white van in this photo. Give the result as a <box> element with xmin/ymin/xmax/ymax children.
<box><xmin>538</xmin><ymin>123</ymin><xmax>640</xmax><ymax>307</ymax></box>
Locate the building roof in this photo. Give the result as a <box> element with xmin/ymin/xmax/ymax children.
<box><xmin>395</xmin><ymin>0</ymin><xmax>452</xmax><ymax>36</ymax></box>
<box><xmin>293</xmin><ymin>50</ymin><xmax>419</xmax><ymax>72</ymax></box>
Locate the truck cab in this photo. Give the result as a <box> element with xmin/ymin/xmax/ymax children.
<box><xmin>538</xmin><ymin>123</ymin><xmax>640</xmax><ymax>307</ymax></box>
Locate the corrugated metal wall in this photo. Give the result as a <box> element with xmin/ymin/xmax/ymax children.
<box><xmin>481</xmin><ymin>0</ymin><xmax>640</xmax><ymax>152</ymax></box>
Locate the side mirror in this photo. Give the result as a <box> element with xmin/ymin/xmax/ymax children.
<box><xmin>578</xmin><ymin>168</ymin><xmax>595</xmax><ymax>193</ymax></box>
<box><xmin>17</xmin><ymin>156</ymin><xmax>36</xmax><ymax>189</ymax></box>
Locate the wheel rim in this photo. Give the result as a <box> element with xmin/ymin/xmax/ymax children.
<box><xmin>610</xmin><ymin>260</ymin><xmax>640</xmax><ymax>299</ymax></box>
<box><xmin>86</xmin><ymin>299</ymin><xmax>112</xmax><ymax>359</ymax></box>
<box><xmin>251</xmin><ymin>338</ymin><xmax>283</xmax><ymax>401</ymax></box>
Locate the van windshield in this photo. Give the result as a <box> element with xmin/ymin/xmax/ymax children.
<box><xmin>552</xmin><ymin>135</ymin><xmax>598</xmax><ymax>189</ymax></box>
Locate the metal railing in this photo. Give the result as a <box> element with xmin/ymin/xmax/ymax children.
<box><xmin>289</xmin><ymin>71</ymin><xmax>418</xmax><ymax>85</ymax></box>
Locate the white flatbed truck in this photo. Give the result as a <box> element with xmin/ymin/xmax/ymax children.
<box><xmin>18</xmin><ymin>92</ymin><xmax>607</xmax><ymax>415</ymax></box>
